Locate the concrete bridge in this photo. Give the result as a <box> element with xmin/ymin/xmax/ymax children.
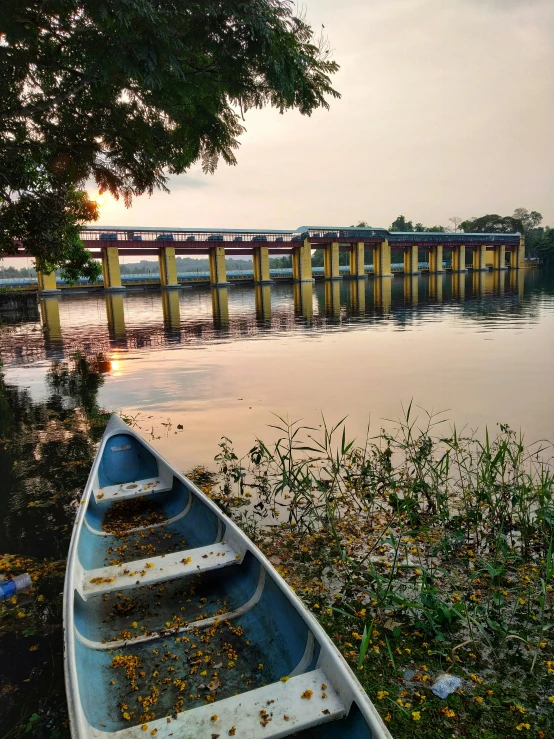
<box><xmin>9</xmin><ymin>225</ymin><xmax>525</xmax><ymax>293</ymax></box>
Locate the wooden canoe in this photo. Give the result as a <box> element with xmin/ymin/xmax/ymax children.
<box><xmin>64</xmin><ymin>414</ymin><xmax>392</xmax><ymax>739</ymax></box>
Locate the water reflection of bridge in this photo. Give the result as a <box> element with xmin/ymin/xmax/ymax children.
<box><xmin>0</xmin><ymin>270</ymin><xmax>528</xmax><ymax>366</ymax></box>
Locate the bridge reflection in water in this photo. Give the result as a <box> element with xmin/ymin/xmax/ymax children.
<box><xmin>0</xmin><ymin>269</ymin><xmax>531</xmax><ymax>367</ymax></box>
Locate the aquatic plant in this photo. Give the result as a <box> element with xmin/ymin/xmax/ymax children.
<box><xmin>210</xmin><ymin>405</ymin><xmax>554</xmax><ymax>736</ymax></box>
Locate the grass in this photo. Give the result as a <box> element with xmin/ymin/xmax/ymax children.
<box><xmin>190</xmin><ymin>404</ymin><xmax>554</xmax><ymax>738</ymax></box>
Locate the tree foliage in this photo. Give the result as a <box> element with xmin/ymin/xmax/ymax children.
<box><xmin>460</xmin><ymin>214</ymin><xmax>524</xmax><ymax>234</ymax></box>
<box><xmin>0</xmin><ymin>0</ymin><xmax>339</xmax><ymax>277</ymax></box>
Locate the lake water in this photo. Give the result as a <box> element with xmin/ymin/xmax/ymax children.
<box><xmin>1</xmin><ymin>267</ymin><xmax>554</xmax><ymax>735</ymax></box>
<box><xmin>2</xmin><ymin>269</ymin><xmax>554</xmax><ymax>469</ymax></box>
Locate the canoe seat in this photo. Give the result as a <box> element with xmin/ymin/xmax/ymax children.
<box><xmin>93</xmin><ymin>476</ymin><xmax>172</xmax><ymax>504</ymax></box>
<box><xmin>80</xmin><ymin>541</ymin><xmax>243</xmax><ymax>600</ymax></box>
<box><xmin>89</xmin><ymin>668</ymin><xmax>345</xmax><ymax>738</ymax></box>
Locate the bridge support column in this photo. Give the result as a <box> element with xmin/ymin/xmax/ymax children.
<box><xmin>105</xmin><ymin>293</ymin><xmax>126</xmax><ymax>340</ymax></box>
<box><xmin>349</xmin><ymin>278</ymin><xmax>366</xmax><ymax>314</ymax></box>
<box><xmin>373</xmin><ymin>239</ymin><xmax>393</xmax><ymax>278</ymax></box>
<box><xmin>404</xmin><ymin>245</ymin><xmax>419</xmax><ymax>275</ymax></box>
<box><xmin>209</xmin><ymin>246</ymin><xmax>229</xmax><ymax>286</ymax></box>
<box><xmin>517</xmin><ymin>235</ymin><xmax>526</xmax><ymax>268</ymax></box>
<box><xmin>403</xmin><ymin>275</ymin><xmax>418</xmax><ymax>306</ymax></box>
<box><xmin>253</xmin><ymin>247</ymin><xmax>271</xmax><ymax>284</ymax></box>
<box><xmin>162</xmin><ymin>289</ymin><xmax>181</xmax><ymax>331</ymax></box>
<box><xmin>255</xmin><ymin>285</ymin><xmax>272</xmax><ymax>320</ymax></box>
<box><xmin>374</xmin><ymin>277</ymin><xmax>392</xmax><ymax>312</ymax></box>
<box><xmin>507</xmin><ymin>249</ymin><xmax>518</xmax><ymax>269</ymax></box>
<box><xmin>323</xmin><ymin>242</ymin><xmax>341</xmax><ymax>280</ymax></box>
<box><xmin>492</xmin><ymin>244</ymin><xmax>507</xmax><ymax>270</ymax></box>
<box><xmin>451</xmin><ymin>244</ymin><xmax>467</xmax><ymax>272</ymax></box>
<box><xmin>40</xmin><ymin>297</ymin><xmax>62</xmax><ymax>339</ymax></box>
<box><xmin>37</xmin><ymin>270</ymin><xmax>60</xmax><ymax>295</ymax></box>
<box><xmin>158</xmin><ymin>246</ymin><xmax>179</xmax><ymax>287</ymax></box>
<box><xmin>429</xmin><ymin>244</ymin><xmax>444</xmax><ymax>273</ymax></box>
<box><xmin>349</xmin><ymin>242</ymin><xmax>366</xmax><ymax>278</ymax></box>
<box><xmin>211</xmin><ymin>286</ymin><xmax>229</xmax><ymax>329</ymax></box>
<box><xmin>429</xmin><ymin>274</ymin><xmax>444</xmax><ymax>302</ymax></box>
<box><xmin>292</xmin><ymin>239</ymin><xmax>313</xmax><ymax>282</ymax></box>
<box><xmin>102</xmin><ymin>247</ymin><xmax>125</xmax><ymax>291</ymax></box>
<box><xmin>452</xmin><ymin>272</ymin><xmax>466</xmax><ymax>300</ymax></box>
<box><xmin>293</xmin><ymin>281</ymin><xmax>313</xmax><ymax>322</ymax></box>
<box><xmin>472</xmin><ymin>245</ymin><xmax>487</xmax><ymax>271</ymax></box>
<box><xmin>324</xmin><ymin>280</ymin><xmax>341</xmax><ymax>317</ymax></box>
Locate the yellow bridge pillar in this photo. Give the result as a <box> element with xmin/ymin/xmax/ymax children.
<box><xmin>492</xmin><ymin>244</ymin><xmax>507</xmax><ymax>271</ymax></box>
<box><xmin>255</xmin><ymin>285</ymin><xmax>272</xmax><ymax>321</ymax></box>
<box><xmin>162</xmin><ymin>289</ymin><xmax>181</xmax><ymax>331</ymax></box>
<box><xmin>102</xmin><ymin>247</ymin><xmax>125</xmax><ymax>291</ymax></box>
<box><xmin>158</xmin><ymin>246</ymin><xmax>179</xmax><ymax>288</ymax></box>
<box><xmin>349</xmin><ymin>278</ymin><xmax>366</xmax><ymax>314</ymax></box>
<box><xmin>324</xmin><ymin>280</ymin><xmax>341</xmax><ymax>318</ymax></box>
<box><xmin>403</xmin><ymin>275</ymin><xmax>418</xmax><ymax>306</ymax></box>
<box><xmin>323</xmin><ymin>242</ymin><xmax>341</xmax><ymax>280</ymax></box>
<box><xmin>253</xmin><ymin>247</ymin><xmax>271</xmax><ymax>284</ymax></box>
<box><xmin>349</xmin><ymin>242</ymin><xmax>366</xmax><ymax>278</ymax></box>
<box><xmin>373</xmin><ymin>239</ymin><xmax>393</xmax><ymax>278</ymax></box>
<box><xmin>472</xmin><ymin>270</ymin><xmax>486</xmax><ymax>295</ymax></box>
<box><xmin>40</xmin><ymin>297</ymin><xmax>62</xmax><ymax>340</ymax></box>
<box><xmin>36</xmin><ymin>270</ymin><xmax>60</xmax><ymax>294</ymax></box>
<box><xmin>374</xmin><ymin>277</ymin><xmax>392</xmax><ymax>313</ymax></box>
<box><xmin>429</xmin><ymin>244</ymin><xmax>444</xmax><ymax>273</ymax></box>
<box><xmin>472</xmin><ymin>245</ymin><xmax>488</xmax><ymax>271</ymax></box>
<box><xmin>404</xmin><ymin>245</ymin><xmax>419</xmax><ymax>275</ymax></box>
<box><xmin>292</xmin><ymin>239</ymin><xmax>313</xmax><ymax>282</ymax></box>
<box><xmin>293</xmin><ymin>280</ymin><xmax>313</xmax><ymax>323</ymax></box>
<box><xmin>452</xmin><ymin>272</ymin><xmax>466</xmax><ymax>301</ymax></box>
<box><xmin>429</xmin><ymin>274</ymin><xmax>444</xmax><ymax>302</ymax></box>
<box><xmin>517</xmin><ymin>234</ymin><xmax>526</xmax><ymax>268</ymax></box>
<box><xmin>209</xmin><ymin>246</ymin><xmax>228</xmax><ymax>286</ymax></box>
<box><xmin>211</xmin><ymin>286</ymin><xmax>229</xmax><ymax>329</ymax></box>
<box><xmin>105</xmin><ymin>293</ymin><xmax>126</xmax><ymax>340</ymax></box>
<box><xmin>507</xmin><ymin>248</ymin><xmax>518</xmax><ymax>269</ymax></box>
<box><xmin>451</xmin><ymin>244</ymin><xmax>467</xmax><ymax>272</ymax></box>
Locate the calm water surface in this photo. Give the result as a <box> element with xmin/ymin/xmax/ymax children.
<box><xmin>1</xmin><ymin>268</ymin><xmax>553</xmax><ymax>735</ymax></box>
<box><xmin>2</xmin><ymin>269</ymin><xmax>554</xmax><ymax>467</ymax></box>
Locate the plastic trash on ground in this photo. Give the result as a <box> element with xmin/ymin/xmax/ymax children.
<box><xmin>0</xmin><ymin>573</ymin><xmax>33</xmax><ymax>601</ymax></box>
<box><xmin>431</xmin><ymin>673</ymin><xmax>462</xmax><ymax>699</ymax></box>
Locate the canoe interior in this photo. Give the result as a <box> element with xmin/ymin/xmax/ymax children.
<box><xmin>70</xmin><ymin>427</ymin><xmax>377</xmax><ymax>738</ymax></box>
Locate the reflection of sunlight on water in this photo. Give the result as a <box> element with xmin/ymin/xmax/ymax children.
<box><xmin>110</xmin><ymin>359</ymin><xmax>120</xmax><ymax>372</ymax></box>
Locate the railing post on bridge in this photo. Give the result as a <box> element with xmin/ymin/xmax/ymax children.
<box><xmin>403</xmin><ymin>245</ymin><xmax>419</xmax><ymax>275</ymax></box>
<box><xmin>158</xmin><ymin>246</ymin><xmax>180</xmax><ymax>288</ymax></box>
<box><xmin>292</xmin><ymin>238</ymin><xmax>313</xmax><ymax>282</ymax></box>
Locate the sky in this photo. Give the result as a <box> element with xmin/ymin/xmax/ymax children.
<box><xmin>95</xmin><ymin>0</ymin><xmax>553</xmax><ymax>232</ymax></box>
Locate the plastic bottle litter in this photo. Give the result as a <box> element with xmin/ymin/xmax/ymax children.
<box><xmin>0</xmin><ymin>573</ymin><xmax>33</xmax><ymax>601</ymax></box>
<box><xmin>431</xmin><ymin>673</ymin><xmax>462</xmax><ymax>699</ymax></box>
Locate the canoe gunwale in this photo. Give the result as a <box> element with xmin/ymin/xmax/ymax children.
<box><xmin>63</xmin><ymin>414</ymin><xmax>393</xmax><ymax>739</ymax></box>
